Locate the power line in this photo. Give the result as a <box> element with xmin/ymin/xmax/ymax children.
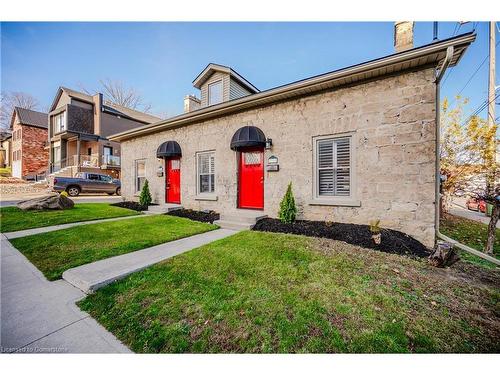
<box><xmin>461</xmin><ymin>91</ymin><xmax>500</xmax><ymax>127</ymax></box>
<box><xmin>449</xmin><ymin>40</ymin><xmax>500</xmax><ymax>107</ymax></box>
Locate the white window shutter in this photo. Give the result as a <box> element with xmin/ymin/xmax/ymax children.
<box><xmin>317</xmin><ymin>137</ymin><xmax>351</xmax><ymax>197</ymax></box>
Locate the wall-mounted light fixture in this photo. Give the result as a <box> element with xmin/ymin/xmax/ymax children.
<box><xmin>157</xmin><ymin>165</ymin><xmax>164</xmax><ymax>177</ymax></box>
<box><xmin>265</xmin><ymin>138</ymin><xmax>273</xmax><ymax>150</ymax></box>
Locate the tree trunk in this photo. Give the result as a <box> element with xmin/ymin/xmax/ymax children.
<box><xmin>485</xmin><ymin>203</ymin><xmax>499</xmax><ymax>254</ymax></box>
<box><xmin>428</xmin><ymin>242</ymin><xmax>460</xmax><ymax>268</ymax></box>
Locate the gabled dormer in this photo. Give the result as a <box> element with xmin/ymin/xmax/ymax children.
<box><xmin>185</xmin><ymin>63</ymin><xmax>259</xmax><ymax>112</ymax></box>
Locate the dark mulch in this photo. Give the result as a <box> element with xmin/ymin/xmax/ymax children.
<box><xmin>252</xmin><ymin>218</ymin><xmax>431</xmax><ymax>259</ymax></box>
<box><xmin>111</xmin><ymin>201</ymin><xmax>147</xmax><ymax>212</ymax></box>
<box><xmin>167</xmin><ymin>209</ymin><xmax>220</xmax><ymax>224</ymax></box>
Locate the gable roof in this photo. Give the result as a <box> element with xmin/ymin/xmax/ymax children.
<box><xmin>110</xmin><ymin>32</ymin><xmax>476</xmax><ymax>142</ymax></box>
<box><xmin>12</xmin><ymin>107</ymin><xmax>48</xmax><ymax>129</ymax></box>
<box><xmin>193</xmin><ymin>63</ymin><xmax>259</xmax><ymax>93</ymax></box>
<box><xmin>49</xmin><ymin>87</ymin><xmax>161</xmax><ymax>124</ymax></box>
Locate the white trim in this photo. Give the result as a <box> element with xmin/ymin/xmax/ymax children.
<box><xmin>312</xmin><ymin>131</ymin><xmax>358</xmax><ymax>205</ymax></box>
<box><xmin>208</xmin><ymin>80</ymin><xmax>223</xmax><ymax>106</ymax></box>
<box><xmin>134</xmin><ymin>159</ymin><xmax>146</xmax><ymax>193</ymax></box>
<box><xmin>195</xmin><ymin>194</ymin><xmax>218</xmax><ymax>201</ymax></box>
<box><xmin>196</xmin><ymin>150</ymin><xmax>216</xmax><ymax>195</ymax></box>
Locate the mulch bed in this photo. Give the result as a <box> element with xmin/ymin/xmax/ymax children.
<box><xmin>252</xmin><ymin>218</ymin><xmax>431</xmax><ymax>259</ymax></box>
<box><xmin>111</xmin><ymin>201</ymin><xmax>148</xmax><ymax>211</ymax></box>
<box><xmin>167</xmin><ymin>209</ymin><xmax>220</xmax><ymax>224</ymax></box>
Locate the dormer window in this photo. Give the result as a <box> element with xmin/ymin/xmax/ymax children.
<box><xmin>208</xmin><ymin>80</ymin><xmax>223</xmax><ymax>105</ymax></box>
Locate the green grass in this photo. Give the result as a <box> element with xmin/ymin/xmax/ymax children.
<box><xmin>440</xmin><ymin>213</ymin><xmax>500</xmax><ymax>269</ymax></box>
<box><xmin>0</xmin><ymin>203</ymin><xmax>139</xmax><ymax>232</ymax></box>
<box><xmin>11</xmin><ymin>215</ymin><xmax>217</xmax><ymax>280</ymax></box>
<box><xmin>78</xmin><ymin>231</ymin><xmax>500</xmax><ymax>353</ymax></box>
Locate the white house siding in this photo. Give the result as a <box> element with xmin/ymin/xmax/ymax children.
<box><xmin>121</xmin><ymin>68</ymin><xmax>437</xmax><ymax>247</ymax></box>
<box><xmin>229</xmin><ymin>78</ymin><xmax>253</xmax><ymax>100</ymax></box>
<box><xmin>200</xmin><ymin>71</ymin><xmax>231</xmax><ymax>107</ymax></box>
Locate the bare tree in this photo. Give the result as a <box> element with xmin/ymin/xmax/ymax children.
<box><xmin>79</xmin><ymin>79</ymin><xmax>152</xmax><ymax>113</ymax></box>
<box><xmin>0</xmin><ymin>91</ymin><xmax>40</xmax><ymax>130</ymax></box>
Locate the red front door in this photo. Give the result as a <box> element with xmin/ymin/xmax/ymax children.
<box><xmin>166</xmin><ymin>158</ymin><xmax>181</xmax><ymax>204</ymax></box>
<box><xmin>238</xmin><ymin>148</ymin><xmax>264</xmax><ymax>209</ymax></box>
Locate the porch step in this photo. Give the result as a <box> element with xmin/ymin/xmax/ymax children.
<box><xmin>147</xmin><ymin>204</ymin><xmax>183</xmax><ymax>214</ymax></box>
<box><xmin>213</xmin><ymin>220</ymin><xmax>254</xmax><ymax>231</ymax></box>
<box><xmin>214</xmin><ymin>211</ymin><xmax>267</xmax><ymax>230</ymax></box>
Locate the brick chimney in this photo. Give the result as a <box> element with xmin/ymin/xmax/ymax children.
<box><xmin>184</xmin><ymin>95</ymin><xmax>201</xmax><ymax>113</ymax></box>
<box><xmin>394</xmin><ymin>21</ymin><xmax>414</xmax><ymax>53</ymax></box>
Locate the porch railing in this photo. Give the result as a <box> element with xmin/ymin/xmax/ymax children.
<box><xmin>102</xmin><ymin>154</ymin><xmax>121</xmax><ymax>166</ymax></box>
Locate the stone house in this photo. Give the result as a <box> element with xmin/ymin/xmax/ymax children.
<box><xmin>110</xmin><ymin>27</ymin><xmax>475</xmax><ymax>247</ymax></box>
<box><xmin>10</xmin><ymin>107</ymin><xmax>49</xmax><ymax>180</ymax></box>
<box><xmin>47</xmin><ymin>87</ymin><xmax>161</xmax><ymax>179</ymax></box>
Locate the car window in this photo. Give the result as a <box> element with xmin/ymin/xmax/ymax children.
<box><xmin>88</xmin><ymin>174</ymin><xmax>99</xmax><ymax>180</ymax></box>
<box><xmin>100</xmin><ymin>175</ymin><xmax>112</xmax><ymax>182</ymax></box>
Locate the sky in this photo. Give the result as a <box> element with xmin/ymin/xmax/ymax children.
<box><xmin>0</xmin><ymin>22</ymin><xmax>498</xmax><ymax>121</ymax></box>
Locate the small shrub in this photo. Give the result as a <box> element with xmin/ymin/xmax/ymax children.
<box><xmin>139</xmin><ymin>179</ymin><xmax>152</xmax><ymax>207</ymax></box>
<box><xmin>369</xmin><ymin>219</ymin><xmax>381</xmax><ymax>234</ymax></box>
<box><xmin>278</xmin><ymin>182</ymin><xmax>297</xmax><ymax>224</ymax></box>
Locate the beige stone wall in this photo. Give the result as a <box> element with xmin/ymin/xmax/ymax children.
<box><xmin>121</xmin><ymin>69</ymin><xmax>437</xmax><ymax>246</ymax></box>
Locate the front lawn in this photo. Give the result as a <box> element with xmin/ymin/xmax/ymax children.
<box><xmin>79</xmin><ymin>231</ymin><xmax>500</xmax><ymax>353</ymax></box>
<box><xmin>0</xmin><ymin>203</ymin><xmax>139</xmax><ymax>232</ymax></box>
<box><xmin>11</xmin><ymin>215</ymin><xmax>217</xmax><ymax>280</ymax></box>
<box><xmin>440</xmin><ymin>213</ymin><xmax>500</xmax><ymax>268</ymax></box>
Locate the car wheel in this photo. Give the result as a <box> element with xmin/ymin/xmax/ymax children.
<box><xmin>116</xmin><ymin>187</ymin><xmax>121</xmax><ymax>196</ymax></box>
<box><xmin>67</xmin><ymin>186</ymin><xmax>80</xmax><ymax>197</ymax></box>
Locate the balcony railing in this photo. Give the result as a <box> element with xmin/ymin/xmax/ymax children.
<box><xmin>102</xmin><ymin>154</ymin><xmax>121</xmax><ymax>167</ymax></box>
<box><xmin>50</xmin><ymin>154</ymin><xmax>120</xmax><ymax>173</ymax></box>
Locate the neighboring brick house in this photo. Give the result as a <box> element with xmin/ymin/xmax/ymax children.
<box><xmin>10</xmin><ymin>107</ymin><xmax>49</xmax><ymax>180</ymax></box>
<box><xmin>110</xmin><ymin>27</ymin><xmax>475</xmax><ymax>247</ymax></box>
<box><xmin>48</xmin><ymin>87</ymin><xmax>161</xmax><ymax>179</ymax></box>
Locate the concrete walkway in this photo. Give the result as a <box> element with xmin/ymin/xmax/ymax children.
<box><xmin>63</xmin><ymin>229</ymin><xmax>237</xmax><ymax>293</ymax></box>
<box><xmin>2</xmin><ymin>213</ymin><xmax>150</xmax><ymax>240</ymax></box>
<box><xmin>0</xmin><ymin>234</ymin><xmax>131</xmax><ymax>353</ymax></box>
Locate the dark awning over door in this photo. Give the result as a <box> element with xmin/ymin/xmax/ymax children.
<box><xmin>230</xmin><ymin>126</ymin><xmax>266</xmax><ymax>151</ymax></box>
<box><xmin>156</xmin><ymin>141</ymin><xmax>182</xmax><ymax>158</ymax></box>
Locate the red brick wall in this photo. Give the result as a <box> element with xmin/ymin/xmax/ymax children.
<box><xmin>21</xmin><ymin>125</ymin><xmax>48</xmax><ymax>177</ymax></box>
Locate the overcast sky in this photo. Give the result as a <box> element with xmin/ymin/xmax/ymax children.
<box><xmin>1</xmin><ymin>22</ymin><xmax>497</xmax><ymax>121</ymax></box>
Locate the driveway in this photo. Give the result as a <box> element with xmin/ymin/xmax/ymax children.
<box><xmin>0</xmin><ymin>234</ymin><xmax>130</xmax><ymax>353</ymax></box>
<box><xmin>450</xmin><ymin>197</ymin><xmax>499</xmax><ymax>228</ymax></box>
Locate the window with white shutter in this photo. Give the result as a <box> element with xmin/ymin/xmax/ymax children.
<box><xmin>315</xmin><ymin>136</ymin><xmax>352</xmax><ymax>198</ymax></box>
<box><xmin>197</xmin><ymin>151</ymin><xmax>215</xmax><ymax>194</ymax></box>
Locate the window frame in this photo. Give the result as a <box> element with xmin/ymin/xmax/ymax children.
<box><xmin>311</xmin><ymin>132</ymin><xmax>359</xmax><ymax>207</ymax></box>
<box><xmin>208</xmin><ymin>80</ymin><xmax>223</xmax><ymax>106</ymax></box>
<box><xmin>196</xmin><ymin>150</ymin><xmax>216</xmax><ymax>197</ymax></box>
<box><xmin>135</xmin><ymin>159</ymin><xmax>146</xmax><ymax>193</ymax></box>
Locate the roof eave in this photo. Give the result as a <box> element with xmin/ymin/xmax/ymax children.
<box><xmin>110</xmin><ymin>32</ymin><xmax>475</xmax><ymax>142</ymax></box>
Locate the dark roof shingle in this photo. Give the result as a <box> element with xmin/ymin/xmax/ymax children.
<box><xmin>15</xmin><ymin>107</ymin><xmax>48</xmax><ymax>129</ymax></box>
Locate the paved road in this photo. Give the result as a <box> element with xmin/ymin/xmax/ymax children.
<box><xmin>0</xmin><ymin>234</ymin><xmax>130</xmax><ymax>353</ymax></box>
<box><xmin>0</xmin><ymin>195</ymin><xmax>122</xmax><ymax>207</ymax></box>
<box><xmin>449</xmin><ymin>197</ymin><xmax>498</xmax><ymax>228</ymax></box>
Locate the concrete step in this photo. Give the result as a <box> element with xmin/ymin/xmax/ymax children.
<box><xmin>147</xmin><ymin>204</ymin><xmax>183</xmax><ymax>213</ymax></box>
<box><xmin>214</xmin><ymin>220</ymin><xmax>254</xmax><ymax>231</ymax></box>
<box><xmin>220</xmin><ymin>212</ymin><xmax>267</xmax><ymax>224</ymax></box>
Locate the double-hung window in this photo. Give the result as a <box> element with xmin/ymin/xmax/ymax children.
<box><xmin>53</xmin><ymin>112</ymin><xmax>66</xmax><ymax>133</ymax></box>
<box><xmin>208</xmin><ymin>80</ymin><xmax>223</xmax><ymax>106</ymax></box>
<box><xmin>315</xmin><ymin>134</ymin><xmax>354</xmax><ymax>200</ymax></box>
<box><xmin>135</xmin><ymin>160</ymin><xmax>146</xmax><ymax>193</ymax></box>
<box><xmin>197</xmin><ymin>151</ymin><xmax>215</xmax><ymax>194</ymax></box>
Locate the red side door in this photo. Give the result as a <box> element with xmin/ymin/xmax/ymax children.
<box><xmin>238</xmin><ymin>148</ymin><xmax>264</xmax><ymax>209</ymax></box>
<box><xmin>166</xmin><ymin>158</ymin><xmax>181</xmax><ymax>204</ymax></box>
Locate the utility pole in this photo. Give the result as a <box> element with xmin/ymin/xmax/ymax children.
<box><xmin>487</xmin><ymin>21</ymin><xmax>496</xmax><ymax>127</ymax></box>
